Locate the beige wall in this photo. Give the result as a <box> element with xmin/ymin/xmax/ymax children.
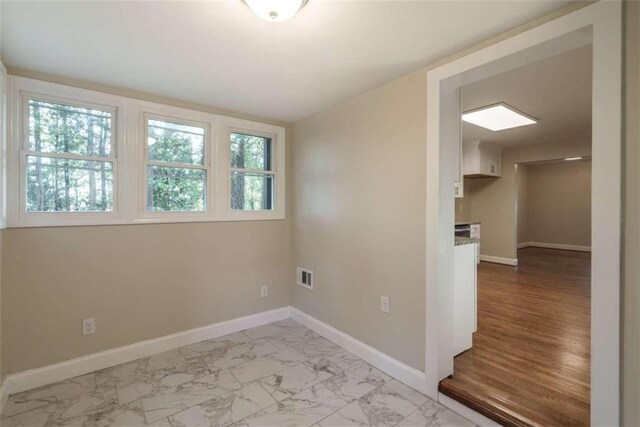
<box><xmin>525</xmin><ymin>160</ymin><xmax>591</xmax><ymax>247</ymax></box>
<box><xmin>0</xmin><ymin>73</ymin><xmax>293</xmax><ymax>375</ymax></box>
<box><xmin>516</xmin><ymin>164</ymin><xmax>529</xmax><ymax>244</ymax></box>
<box><xmin>460</xmin><ymin>138</ymin><xmax>591</xmax><ymax>260</ymax></box>
<box><xmin>2</xmin><ymin>221</ymin><xmax>292</xmax><ymax>375</ymax></box>
<box><xmin>291</xmin><ymin>69</ymin><xmax>427</xmax><ymax>371</ymax></box>
<box><xmin>623</xmin><ymin>1</ymin><xmax>640</xmax><ymax>426</ymax></box>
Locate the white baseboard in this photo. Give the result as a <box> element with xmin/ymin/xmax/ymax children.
<box><xmin>2</xmin><ymin>307</ymin><xmax>291</xmax><ymax>396</ymax></box>
<box><xmin>290</xmin><ymin>307</ymin><xmax>428</xmax><ymax>395</ymax></box>
<box><xmin>438</xmin><ymin>393</ymin><xmax>502</xmax><ymax>427</ymax></box>
<box><xmin>518</xmin><ymin>241</ymin><xmax>591</xmax><ymax>252</ymax></box>
<box><xmin>3</xmin><ymin>305</ymin><xmax>493</xmax><ymax>427</ymax></box>
<box><xmin>479</xmin><ymin>255</ymin><xmax>518</xmax><ymax>266</ymax></box>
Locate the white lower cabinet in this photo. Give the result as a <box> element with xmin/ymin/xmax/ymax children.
<box><xmin>453</xmin><ymin>242</ymin><xmax>478</xmax><ymax>356</ymax></box>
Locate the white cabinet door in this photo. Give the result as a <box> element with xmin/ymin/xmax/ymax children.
<box><xmin>453</xmin><ymin>243</ymin><xmax>477</xmax><ymax>355</ymax></box>
<box><xmin>470</xmin><ymin>224</ymin><xmax>481</xmax><ymax>264</ymax></box>
<box><xmin>462</xmin><ymin>141</ymin><xmax>502</xmax><ymax>178</ymax></box>
<box><xmin>442</xmin><ymin>86</ymin><xmax>463</xmax><ymax>198</ymax></box>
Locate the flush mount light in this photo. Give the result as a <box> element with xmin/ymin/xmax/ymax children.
<box><xmin>243</xmin><ymin>0</ymin><xmax>308</xmax><ymax>22</ymax></box>
<box><xmin>565</xmin><ymin>157</ymin><xmax>583</xmax><ymax>161</ymax></box>
<box><xmin>462</xmin><ymin>103</ymin><xmax>537</xmax><ymax>132</ymax></box>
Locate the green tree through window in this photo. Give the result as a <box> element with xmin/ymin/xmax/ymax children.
<box><xmin>27</xmin><ymin>99</ymin><xmax>113</xmax><ymax>212</ymax></box>
<box><xmin>230</xmin><ymin>132</ymin><xmax>273</xmax><ymax>210</ymax></box>
<box><xmin>146</xmin><ymin>119</ymin><xmax>206</xmax><ymax>211</ymax></box>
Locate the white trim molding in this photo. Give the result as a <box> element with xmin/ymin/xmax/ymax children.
<box><xmin>2</xmin><ymin>306</ymin><xmax>485</xmax><ymax>425</ymax></box>
<box><xmin>290</xmin><ymin>308</ymin><xmax>428</xmax><ymax>395</ymax></box>
<box><xmin>3</xmin><ymin>306</ymin><xmax>429</xmax><ymax>403</ymax></box>
<box><xmin>1</xmin><ymin>307</ymin><xmax>290</xmax><ymax>396</ymax></box>
<box><xmin>518</xmin><ymin>241</ymin><xmax>591</xmax><ymax>252</ymax></box>
<box><xmin>6</xmin><ymin>76</ymin><xmax>286</xmax><ymax>228</ymax></box>
<box><xmin>479</xmin><ymin>255</ymin><xmax>518</xmax><ymax>266</ymax></box>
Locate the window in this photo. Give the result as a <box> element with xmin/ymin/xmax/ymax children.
<box><xmin>145</xmin><ymin>117</ymin><xmax>208</xmax><ymax>212</ymax></box>
<box><xmin>230</xmin><ymin>132</ymin><xmax>274</xmax><ymax>210</ymax></box>
<box><xmin>25</xmin><ymin>98</ymin><xmax>115</xmax><ymax>212</ymax></box>
<box><xmin>10</xmin><ymin>76</ymin><xmax>285</xmax><ymax>227</ymax></box>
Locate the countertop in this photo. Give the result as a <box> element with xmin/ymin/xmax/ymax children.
<box><xmin>455</xmin><ymin>221</ymin><xmax>481</xmax><ymax>226</ymax></box>
<box><xmin>455</xmin><ymin>236</ymin><xmax>480</xmax><ymax>246</ymax></box>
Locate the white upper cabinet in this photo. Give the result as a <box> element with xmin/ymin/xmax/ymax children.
<box><xmin>440</xmin><ymin>86</ymin><xmax>464</xmax><ymax>198</ymax></box>
<box><xmin>463</xmin><ymin>140</ymin><xmax>503</xmax><ymax>178</ymax></box>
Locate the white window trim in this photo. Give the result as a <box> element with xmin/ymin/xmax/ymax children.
<box><xmin>8</xmin><ymin>77</ymin><xmax>128</xmax><ymax>227</ymax></box>
<box><xmin>222</xmin><ymin>120</ymin><xmax>285</xmax><ymax>221</ymax></box>
<box><xmin>0</xmin><ymin>61</ymin><xmax>9</xmax><ymax>230</ymax></box>
<box><xmin>139</xmin><ymin>109</ymin><xmax>213</xmax><ymax>221</ymax></box>
<box><xmin>20</xmin><ymin>92</ymin><xmax>119</xmax><ymax>213</ymax></box>
<box><xmin>7</xmin><ymin>76</ymin><xmax>286</xmax><ymax>227</ymax></box>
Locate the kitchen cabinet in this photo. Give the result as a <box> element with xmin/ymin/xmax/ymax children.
<box><xmin>453</xmin><ymin>241</ymin><xmax>477</xmax><ymax>355</ymax></box>
<box><xmin>454</xmin><ymin>135</ymin><xmax>463</xmax><ymax>198</ymax></box>
<box><xmin>470</xmin><ymin>223</ymin><xmax>480</xmax><ymax>264</ymax></box>
<box><xmin>463</xmin><ymin>140</ymin><xmax>503</xmax><ymax>178</ymax></box>
<box><xmin>440</xmin><ymin>85</ymin><xmax>464</xmax><ymax>198</ymax></box>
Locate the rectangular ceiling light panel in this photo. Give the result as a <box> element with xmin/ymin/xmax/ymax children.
<box><xmin>462</xmin><ymin>103</ymin><xmax>537</xmax><ymax>131</ymax></box>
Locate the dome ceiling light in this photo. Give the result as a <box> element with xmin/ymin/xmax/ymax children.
<box><xmin>243</xmin><ymin>0</ymin><xmax>308</xmax><ymax>22</ymax></box>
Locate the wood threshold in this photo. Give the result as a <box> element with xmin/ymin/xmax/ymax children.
<box><xmin>439</xmin><ymin>380</ymin><xmax>534</xmax><ymax>427</ymax></box>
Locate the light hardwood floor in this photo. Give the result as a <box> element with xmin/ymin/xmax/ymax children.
<box><xmin>440</xmin><ymin>247</ymin><xmax>591</xmax><ymax>426</ymax></box>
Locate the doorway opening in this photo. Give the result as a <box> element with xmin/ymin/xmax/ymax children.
<box><xmin>425</xmin><ymin>2</ymin><xmax>621</xmax><ymax>425</ymax></box>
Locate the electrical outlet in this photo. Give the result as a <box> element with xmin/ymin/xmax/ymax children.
<box><xmin>260</xmin><ymin>285</ymin><xmax>269</xmax><ymax>298</ymax></box>
<box><xmin>82</xmin><ymin>318</ymin><xmax>96</xmax><ymax>335</ymax></box>
<box><xmin>381</xmin><ymin>296</ymin><xmax>390</xmax><ymax>313</ymax></box>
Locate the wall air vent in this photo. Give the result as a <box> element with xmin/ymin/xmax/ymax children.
<box><xmin>296</xmin><ymin>267</ymin><xmax>313</xmax><ymax>290</ymax></box>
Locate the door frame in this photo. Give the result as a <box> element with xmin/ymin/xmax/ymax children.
<box><xmin>424</xmin><ymin>2</ymin><xmax>622</xmax><ymax>424</ymax></box>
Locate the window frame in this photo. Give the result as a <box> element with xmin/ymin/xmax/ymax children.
<box><xmin>21</xmin><ymin>94</ymin><xmax>119</xmax><ymax>214</ymax></box>
<box><xmin>140</xmin><ymin>111</ymin><xmax>212</xmax><ymax>221</ymax></box>
<box><xmin>222</xmin><ymin>119</ymin><xmax>285</xmax><ymax>221</ymax></box>
<box><xmin>7</xmin><ymin>76</ymin><xmax>285</xmax><ymax>227</ymax></box>
<box><xmin>8</xmin><ymin>79</ymin><xmax>127</xmax><ymax>227</ymax></box>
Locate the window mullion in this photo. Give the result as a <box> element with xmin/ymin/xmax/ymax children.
<box><xmin>230</xmin><ymin>167</ymin><xmax>274</xmax><ymax>175</ymax></box>
<box><xmin>146</xmin><ymin>161</ymin><xmax>207</xmax><ymax>170</ymax></box>
<box><xmin>25</xmin><ymin>151</ymin><xmax>114</xmax><ymax>163</ymax></box>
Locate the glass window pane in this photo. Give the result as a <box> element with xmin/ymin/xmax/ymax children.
<box><xmin>230</xmin><ymin>132</ymin><xmax>272</xmax><ymax>171</ymax></box>
<box><xmin>26</xmin><ymin>156</ymin><xmax>113</xmax><ymax>212</ymax></box>
<box><xmin>28</xmin><ymin>99</ymin><xmax>112</xmax><ymax>157</ymax></box>
<box><xmin>231</xmin><ymin>172</ymin><xmax>273</xmax><ymax>210</ymax></box>
<box><xmin>147</xmin><ymin>166</ymin><xmax>205</xmax><ymax>212</ymax></box>
<box><xmin>147</xmin><ymin>119</ymin><xmax>204</xmax><ymax>165</ymax></box>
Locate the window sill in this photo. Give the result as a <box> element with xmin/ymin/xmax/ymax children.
<box><xmin>7</xmin><ymin>212</ymin><xmax>286</xmax><ymax>228</ymax></box>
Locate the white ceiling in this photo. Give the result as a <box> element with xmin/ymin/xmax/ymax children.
<box><xmin>2</xmin><ymin>1</ymin><xmax>577</xmax><ymax>123</ymax></box>
<box><xmin>462</xmin><ymin>44</ymin><xmax>592</xmax><ymax>146</ymax></box>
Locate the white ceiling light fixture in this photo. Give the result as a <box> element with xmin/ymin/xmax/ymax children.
<box><xmin>243</xmin><ymin>0</ymin><xmax>308</xmax><ymax>22</ymax></box>
<box><xmin>565</xmin><ymin>157</ymin><xmax>583</xmax><ymax>161</ymax></box>
<box><xmin>462</xmin><ymin>103</ymin><xmax>537</xmax><ymax>132</ymax></box>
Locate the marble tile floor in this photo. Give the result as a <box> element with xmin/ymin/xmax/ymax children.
<box><xmin>0</xmin><ymin>319</ymin><xmax>475</xmax><ymax>427</ymax></box>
